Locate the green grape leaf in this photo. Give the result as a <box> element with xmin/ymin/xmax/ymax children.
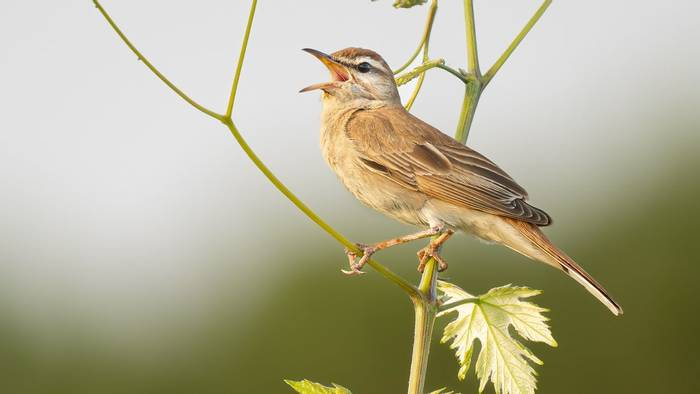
<box><xmin>437</xmin><ymin>282</ymin><xmax>558</xmax><ymax>394</ymax></box>
<box><xmin>284</xmin><ymin>379</ymin><xmax>352</xmax><ymax>394</ymax></box>
<box><xmin>392</xmin><ymin>0</ymin><xmax>428</xmax><ymax>9</ymax></box>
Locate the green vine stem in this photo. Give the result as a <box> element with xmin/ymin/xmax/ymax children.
<box><xmin>401</xmin><ymin>1</ymin><xmax>552</xmax><ymax>392</ymax></box>
<box><xmin>395</xmin><ymin>60</ymin><xmax>471</xmax><ymax>87</ymax></box>
<box><xmin>455</xmin><ymin>0</ymin><xmax>552</xmax><ymax>143</ymax></box>
<box><xmin>92</xmin><ymin>1</ymin><xmax>224</xmax><ymax>121</ymax></box>
<box><xmin>92</xmin><ymin>0</ymin><xmax>552</xmax><ymax>392</ymax></box>
<box><xmin>406</xmin><ymin>257</ymin><xmax>440</xmax><ymax>394</ymax></box>
<box><xmin>454</xmin><ymin>79</ymin><xmax>482</xmax><ymax>144</ymax></box>
<box><xmin>93</xmin><ymin>0</ymin><xmax>419</xmax><ymax>298</ymax></box>
<box><xmin>392</xmin><ymin>0</ymin><xmax>437</xmax><ymax>75</ymax></box>
<box><xmin>225</xmin><ymin>0</ymin><xmax>257</xmax><ymax>118</ymax></box>
<box><xmin>463</xmin><ymin>0</ymin><xmax>481</xmax><ymax>77</ymax></box>
<box><xmin>483</xmin><ymin>0</ymin><xmax>552</xmax><ymax>87</ymax></box>
<box><xmin>453</xmin><ymin>0</ymin><xmax>481</xmax><ymax>143</ymax></box>
<box><xmin>404</xmin><ymin>0</ymin><xmax>438</xmax><ymax>110</ymax></box>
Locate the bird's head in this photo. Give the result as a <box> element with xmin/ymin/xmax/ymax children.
<box><xmin>300</xmin><ymin>47</ymin><xmax>401</xmax><ymax>107</ymax></box>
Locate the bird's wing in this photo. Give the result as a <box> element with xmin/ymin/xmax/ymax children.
<box><xmin>345</xmin><ymin>107</ymin><xmax>551</xmax><ymax>226</ymax></box>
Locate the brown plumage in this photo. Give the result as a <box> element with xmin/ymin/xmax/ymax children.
<box><xmin>301</xmin><ymin>47</ymin><xmax>622</xmax><ymax>315</ymax></box>
<box><xmin>346</xmin><ymin>107</ymin><xmax>552</xmax><ymax>226</ymax></box>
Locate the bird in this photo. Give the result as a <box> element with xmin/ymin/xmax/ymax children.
<box><xmin>300</xmin><ymin>47</ymin><xmax>622</xmax><ymax>316</ymax></box>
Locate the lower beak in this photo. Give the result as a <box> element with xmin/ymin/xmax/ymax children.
<box><xmin>299</xmin><ymin>48</ymin><xmax>350</xmax><ymax>93</ymax></box>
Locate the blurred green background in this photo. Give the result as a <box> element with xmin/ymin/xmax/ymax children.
<box><xmin>1</xmin><ymin>0</ymin><xmax>699</xmax><ymax>393</ymax></box>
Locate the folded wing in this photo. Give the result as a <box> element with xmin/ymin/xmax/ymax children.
<box><xmin>346</xmin><ymin>107</ymin><xmax>551</xmax><ymax>226</ymax></box>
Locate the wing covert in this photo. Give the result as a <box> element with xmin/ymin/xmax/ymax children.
<box><xmin>346</xmin><ymin>107</ymin><xmax>551</xmax><ymax>226</ymax></box>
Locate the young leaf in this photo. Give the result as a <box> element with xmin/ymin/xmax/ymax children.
<box><xmin>284</xmin><ymin>379</ymin><xmax>352</xmax><ymax>394</ymax></box>
<box><xmin>437</xmin><ymin>281</ymin><xmax>557</xmax><ymax>394</ymax></box>
<box><xmin>392</xmin><ymin>0</ymin><xmax>428</xmax><ymax>8</ymax></box>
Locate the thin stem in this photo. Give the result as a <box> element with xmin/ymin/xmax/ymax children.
<box><xmin>454</xmin><ymin>79</ymin><xmax>482</xmax><ymax>144</ymax></box>
<box><xmin>404</xmin><ymin>72</ymin><xmax>427</xmax><ymax>111</ymax></box>
<box><xmin>396</xmin><ymin>61</ymin><xmax>472</xmax><ymax>87</ymax></box>
<box><xmin>453</xmin><ymin>0</ymin><xmax>483</xmax><ymax>143</ymax></box>
<box><xmin>454</xmin><ymin>0</ymin><xmax>551</xmax><ymax>142</ymax></box>
<box><xmin>92</xmin><ymin>0</ymin><xmax>419</xmax><ymax>299</ymax></box>
<box><xmin>92</xmin><ymin>0</ymin><xmax>224</xmax><ymax>121</ymax></box>
<box><xmin>392</xmin><ymin>0</ymin><xmax>438</xmax><ymax>75</ymax></box>
<box><xmin>221</xmin><ymin>119</ymin><xmax>419</xmax><ymax>297</ymax></box>
<box><xmin>417</xmin><ymin>258</ymin><xmax>439</xmax><ymax>300</ymax></box>
<box><xmin>407</xmin><ymin>294</ymin><xmax>437</xmax><ymax>394</ymax></box>
<box><xmin>393</xmin><ymin>37</ymin><xmax>427</xmax><ymax>76</ymax></box>
<box><xmin>407</xmin><ymin>257</ymin><xmax>439</xmax><ymax>394</ymax></box>
<box><xmin>482</xmin><ymin>0</ymin><xmax>552</xmax><ymax>87</ymax></box>
<box><xmin>436</xmin><ymin>64</ymin><xmax>472</xmax><ymax>85</ymax></box>
<box><xmin>395</xmin><ymin>59</ymin><xmax>445</xmax><ymax>87</ymax></box>
<box><xmin>407</xmin><ymin>245</ymin><xmax>442</xmax><ymax>394</ymax></box>
<box><xmin>395</xmin><ymin>61</ymin><xmax>471</xmax><ymax>101</ymax></box>
<box><xmin>225</xmin><ymin>0</ymin><xmax>257</xmax><ymax>118</ymax></box>
<box><xmin>404</xmin><ymin>0</ymin><xmax>438</xmax><ymax>110</ymax></box>
<box><xmin>463</xmin><ymin>0</ymin><xmax>480</xmax><ymax>76</ymax></box>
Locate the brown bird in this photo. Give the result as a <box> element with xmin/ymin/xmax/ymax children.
<box><xmin>300</xmin><ymin>47</ymin><xmax>622</xmax><ymax>316</ymax></box>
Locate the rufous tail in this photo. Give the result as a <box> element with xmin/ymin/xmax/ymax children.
<box><xmin>505</xmin><ymin>219</ymin><xmax>623</xmax><ymax>316</ymax></box>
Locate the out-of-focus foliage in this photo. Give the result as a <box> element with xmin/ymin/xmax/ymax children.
<box><xmin>391</xmin><ymin>0</ymin><xmax>428</xmax><ymax>9</ymax></box>
<box><xmin>429</xmin><ymin>388</ymin><xmax>458</xmax><ymax>394</ymax></box>
<box><xmin>0</xmin><ymin>150</ymin><xmax>697</xmax><ymax>393</ymax></box>
<box><xmin>284</xmin><ymin>379</ymin><xmax>460</xmax><ymax>392</ymax></box>
<box><xmin>438</xmin><ymin>282</ymin><xmax>557</xmax><ymax>394</ymax></box>
<box><xmin>285</xmin><ymin>379</ymin><xmax>351</xmax><ymax>394</ymax></box>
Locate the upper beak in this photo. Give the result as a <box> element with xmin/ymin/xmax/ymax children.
<box><xmin>299</xmin><ymin>48</ymin><xmax>351</xmax><ymax>93</ymax></box>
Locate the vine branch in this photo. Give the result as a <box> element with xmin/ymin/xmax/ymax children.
<box><xmin>92</xmin><ymin>1</ymin><xmax>225</xmax><ymax>122</ymax></box>
<box><xmin>463</xmin><ymin>0</ymin><xmax>480</xmax><ymax>76</ymax></box>
<box><xmin>483</xmin><ymin>0</ymin><xmax>552</xmax><ymax>87</ymax></box>
<box><xmin>225</xmin><ymin>0</ymin><xmax>258</xmax><ymax>118</ymax></box>
<box><xmin>392</xmin><ymin>0</ymin><xmax>437</xmax><ymax>75</ymax></box>
<box><xmin>455</xmin><ymin>0</ymin><xmax>552</xmax><ymax>143</ymax></box>
<box><xmin>92</xmin><ymin>0</ymin><xmax>420</xmax><ymax>299</ymax></box>
<box><xmin>403</xmin><ymin>0</ymin><xmax>438</xmax><ymax>110</ymax></box>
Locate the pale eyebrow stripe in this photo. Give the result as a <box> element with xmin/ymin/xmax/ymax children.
<box><xmin>357</xmin><ymin>57</ymin><xmax>391</xmax><ymax>74</ymax></box>
<box><xmin>333</xmin><ymin>56</ymin><xmax>391</xmax><ymax>75</ymax></box>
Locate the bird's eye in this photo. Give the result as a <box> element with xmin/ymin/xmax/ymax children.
<box><xmin>357</xmin><ymin>62</ymin><xmax>371</xmax><ymax>73</ymax></box>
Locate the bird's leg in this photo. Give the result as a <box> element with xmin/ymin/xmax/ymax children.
<box><xmin>342</xmin><ymin>225</ymin><xmax>444</xmax><ymax>275</ymax></box>
<box><xmin>416</xmin><ymin>229</ymin><xmax>455</xmax><ymax>273</ymax></box>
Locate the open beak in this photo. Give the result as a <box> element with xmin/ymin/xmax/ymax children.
<box><xmin>299</xmin><ymin>48</ymin><xmax>351</xmax><ymax>93</ymax></box>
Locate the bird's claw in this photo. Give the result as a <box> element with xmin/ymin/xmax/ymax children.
<box><xmin>342</xmin><ymin>244</ymin><xmax>376</xmax><ymax>276</ymax></box>
<box><xmin>341</xmin><ymin>267</ymin><xmax>366</xmax><ymax>275</ymax></box>
<box><xmin>417</xmin><ymin>247</ymin><xmax>448</xmax><ymax>273</ymax></box>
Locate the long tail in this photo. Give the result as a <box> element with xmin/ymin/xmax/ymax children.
<box><xmin>504</xmin><ymin>218</ymin><xmax>623</xmax><ymax>316</ymax></box>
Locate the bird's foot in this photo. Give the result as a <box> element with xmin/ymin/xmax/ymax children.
<box><xmin>342</xmin><ymin>243</ymin><xmax>376</xmax><ymax>276</ymax></box>
<box><xmin>416</xmin><ymin>245</ymin><xmax>448</xmax><ymax>273</ymax></box>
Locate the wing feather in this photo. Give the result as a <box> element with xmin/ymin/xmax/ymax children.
<box><xmin>346</xmin><ymin>107</ymin><xmax>551</xmax><ymax>226</ymax></box>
